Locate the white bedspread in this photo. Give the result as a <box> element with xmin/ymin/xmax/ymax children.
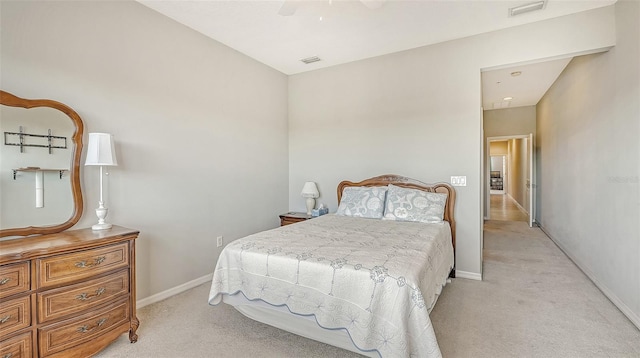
<box><xmin>208</xmin><ymin>214</ymin><xmax>454</xmax><ymax>358</ymax></box>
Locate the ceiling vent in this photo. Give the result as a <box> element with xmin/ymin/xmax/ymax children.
<box><xmin>509</xmin><ymin>1</ymin><xmax>546</xmax><ymax>16</ymax></box>
<box><xmin>300</xmin><ymin>56</ymin><xmax>321</xmax><ymax>64</ymax></box>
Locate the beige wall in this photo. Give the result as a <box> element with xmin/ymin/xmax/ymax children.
<box><xmin>489</xmin><ymin>141</ymin><xmax>508</xmax><ymax>156</ymax></box>
<box><xmin>484</xmin><ymin>106</ymin><xmax>536</xmax><ymax>138</ymax></box>
<box><xmin>536</xmin><ymin>0</ymin><xmax>639</xmax><ymax>328</ymax></box>
<box><xmin>507</xmin><ymin>138</ymin><xmax>528</xmax><ymax>210</ymax></box>
<box><xmin>289</xmin><ymin>7</ymin><xmax>615</xmax><ymax>278</ymax></box>
<box><xmin>0</xmin><ymin>1</ymin><xmax>289</xmax><ymax>300</ymax></box>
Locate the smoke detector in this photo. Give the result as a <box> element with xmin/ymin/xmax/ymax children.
<box><xmin>301</xmin><ymin>56</ymin><xmax>321</xmax><ymax>64</ymax></box>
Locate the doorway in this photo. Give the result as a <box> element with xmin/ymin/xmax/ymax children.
<box><xmin>490</xmin><ymin>154</ymin><xmax>506</xmax><ymax>194</ymax></box>
<box><xmin>486</xmin><ymin>134</ymin><xmax>534</xmax><ymax>226</ymax></box>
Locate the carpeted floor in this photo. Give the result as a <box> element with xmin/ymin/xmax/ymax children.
<box><xmin>97</xmin><ymin>220</ymin><xmax>640</xmax><ymax>357</ymax></box>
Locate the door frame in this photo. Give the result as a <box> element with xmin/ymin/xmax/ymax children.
<box><xmin>485</xmin><ymin>134</ymin><xmax>535</xmax><ymax>226</ymax></box>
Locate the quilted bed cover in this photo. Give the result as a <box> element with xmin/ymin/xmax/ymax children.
<box><xmin>208</xmin><ymin>214</ymin><xmax>454</xmax><ymax>358</ymax></box>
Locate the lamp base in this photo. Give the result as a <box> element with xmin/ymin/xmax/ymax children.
<box><xmin>92</xmin><ymin>223</ymin><xmax>113</xmax><ymax>231</ymax></box>
<box><xmin>92</xmin><ymin>203</ymin><xmax>112</xmax><ymax>231</ymax></box>
<box><xmin>305</xmin><ymin>197</ymin><xmax>315</xmax><ymax>216</ymax></box>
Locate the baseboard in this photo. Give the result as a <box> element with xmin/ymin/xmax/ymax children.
<box><xmin>507</xmin><ymin>193</ymin><xmax>529</xmax><ymax>215</ymax></box>
<box><xmin>539</xmin><ymin>225</ymin><xmax>640</xmax><ymax>330</ymax></box>
<box><xmin>137</xmin><ymin>273</ymin><xmax>213</xmax><ymax>309</ymax></box>
<box><xmin>455</xmin><ymin>270</ymin><xmax>482</xmax><ymax>281</ymax></box>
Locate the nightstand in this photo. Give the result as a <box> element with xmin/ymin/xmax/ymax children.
<box><xmin>279</xmin><ymin>212</ymin><xmax>311</xmax><ymax>226</ymax></box>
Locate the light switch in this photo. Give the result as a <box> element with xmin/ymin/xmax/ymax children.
<box><xmin>451</xmin><ymin>176</ymin><xmax>467</xmax><ymax>186</ymax></box>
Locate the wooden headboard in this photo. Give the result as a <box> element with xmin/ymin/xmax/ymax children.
<box><xmin>337</xmin><ymin>174</ymin><xmax>457</xmax><ymax>257</ymax></box>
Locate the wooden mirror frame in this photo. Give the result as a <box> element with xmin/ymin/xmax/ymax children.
<box><xmin>0</xmin><ymin>90</ymin><xmax>84</xmax><ymax>237</ymax></box>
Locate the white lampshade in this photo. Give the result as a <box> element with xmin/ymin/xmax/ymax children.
<box><xmin>301</xmin><ymin>181</ymin><xmax>319</xmax><ymax>198</ymax></box>
<box><xmin>85</xmin><ymin>133</ymin><xmax>118</xmax><ymax>166</ymax></box>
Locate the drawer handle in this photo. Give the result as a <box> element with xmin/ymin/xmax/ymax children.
<box><xmin>75</xmin><ymin>256</ymin><xmax>106</xmax><ymax>268</ymax></box>
<box><xmin>0</xmin><ymin>277</ymin><xmax>10</xmax><ymax>285</ymax></box>
<box><xmin>77</xmin><ymin>317</ymin><xmax>108</xmax><ymax>333</ymax></box>
<box><xmin>76</xmin><ymin>287</ymin><xmax>106</xmax><ymax>301</ymax></box>
<box><xmin>0</xmin><ymin>315</ymin><xmax>11</xmax><ymax>324</ymax></box>
<box><xmin>3</xmin><ymin>353</ymin><xmax>13</xmax><ymax>358</ymax></box>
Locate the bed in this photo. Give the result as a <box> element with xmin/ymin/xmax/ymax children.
<box><xmin>209</xmin><ymin>175</ymin><xmax>456</xmax><ymax>358</ymax></box>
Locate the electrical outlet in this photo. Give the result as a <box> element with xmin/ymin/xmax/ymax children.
<box><xmin>216</xmin><ymin>236</ymin><xmax>223</xmax><ymax>247</ymax></box>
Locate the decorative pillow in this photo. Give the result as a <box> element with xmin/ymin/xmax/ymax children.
<box><xmin>382</xmin><ymin>184</ymin><xmax>447</xmax><ymax>223</ymax></box>
<box><xmin>336</xmin><ymin>186</ymin><xmax>387</xmax><ymax>219</ymax></box>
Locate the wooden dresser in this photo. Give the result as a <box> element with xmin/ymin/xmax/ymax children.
<box><xmin>0</xmin><ymin>226</ymin><xmax>139</xmax><ymax>358</ymax></box>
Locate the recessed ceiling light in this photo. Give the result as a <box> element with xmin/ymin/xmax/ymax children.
<box><xmin>503</xmin><ymin>96</ymin><xmax>513</xmax><ymax>101</ymax></box>
<box><xmin>511</xmin><ymin>71</ymin><xmax>522</xmax><ymax>77</ymax></box>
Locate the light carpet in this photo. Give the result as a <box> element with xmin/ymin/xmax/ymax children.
<box><xmin>97</xmin><ymin>220</ymin><xmax>640</xmax><ymax>357</ymax></box>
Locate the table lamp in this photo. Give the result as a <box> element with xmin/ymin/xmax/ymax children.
<box><xmin>85</xmin><ymin>133</ymin><xmax>118</xmax><ymax>230</ymax></box>
<box><xmin>301</xmin><ymin>181</ymin><xmax>319</xmax><ymax>216</ymax></box>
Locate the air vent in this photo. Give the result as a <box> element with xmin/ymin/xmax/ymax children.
<box><xmin>301</xmin><ymin>56</ymin><xmax>321</xmax><ymax>64</ymax></box>
<box><xmin>509</xmin><ymin>1</ymin><xmax>545</xmax><ymax>16</ymax></box>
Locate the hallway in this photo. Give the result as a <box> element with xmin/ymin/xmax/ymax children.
<box><xmin>489</xmin><ymin>194</ymin><xmax>528</xmax><ymax>222</ymax></box>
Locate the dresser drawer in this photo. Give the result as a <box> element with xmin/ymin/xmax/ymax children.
<box><xmin>279</xmin><ymin>212</ymin><xmax>311</xmax><ymax>226</ymax></box>
<box><xmin>0</xmin><ymin>262</ymin><xmax>30</xmax><ymax>299</ymax></box>
<box><xmin>37</xmin><ymin>269</ymin><xmax>129</xmax><ymax>324</ymax></box>
<box><xmin>37</xmin><ymin>243</ymin><xmax>129</xmax><ymax>289</ymax></box>
<box><xmin>38</xmin><ymin>299</ymin><xmax>130</xmax><ymax>357</ymax></box>
<box><xmin>0</xmin><ymin>295</ymin><xmax>31</xmax><ymax>338</ymax></box>
<box><xmin>0</xmin><ymin>331</ymin><xmax>33</xmax><ymax>358</ymax></box>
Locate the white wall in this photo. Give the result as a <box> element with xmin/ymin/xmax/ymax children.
<box><xmin>536</xmin><ymin>0</ymin><xmax>639</xmax><ymax>327</ymax></box>
<box><xmin>289</xmin><ymin>7</ymin><xmax>615</xmax><ymax>278</ymax></box>
<box><xmin>490</xmin><ymin>156</ymin><xmax>504</xmax><ymax>174</ymax></box>
<box><xmin>0</xmin><ymin>1</ymin><xmax>289</xmax><ymax>300</ymax></box>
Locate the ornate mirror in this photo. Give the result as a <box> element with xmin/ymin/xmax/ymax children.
<box><xmin>0</xmin><ymin>90</ymin><xmax>84</xmax><ymax>237</ymax></box>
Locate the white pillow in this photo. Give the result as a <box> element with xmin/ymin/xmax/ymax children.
<box><xmin>382</xmin><ymin>184</ymin><xmax>447</xmax><ymax>223</ymax></box>
<box><xmin>336</xmin><ymin>186</ymin><xmax>387</xmax><ymax>219</ymax></box>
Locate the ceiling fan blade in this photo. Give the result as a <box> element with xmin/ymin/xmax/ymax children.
<box><xmin>360</xmin><ymin>0</ymin><xmax>385</xmax><ymax>10</ymax></box>
<box><xmin>278</xmin><ymin>0</ymin><xmax>298</xmax><ymax>16</ymax></box>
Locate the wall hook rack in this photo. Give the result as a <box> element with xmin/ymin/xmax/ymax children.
<box><xmin>4</xmin><ymin>126</ymin><xmax>67</xmax><ymax>154</ymax></box>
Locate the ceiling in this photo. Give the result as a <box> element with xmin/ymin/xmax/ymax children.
<box><xmin>137</xmin><ymin>0</ymin><xmax>615</xmax><ymax>108</ymax></box>
<box><xmin>481</xmin><ymin>57</ymin><xmax>572</xmax><ymax>109</ymax></box>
